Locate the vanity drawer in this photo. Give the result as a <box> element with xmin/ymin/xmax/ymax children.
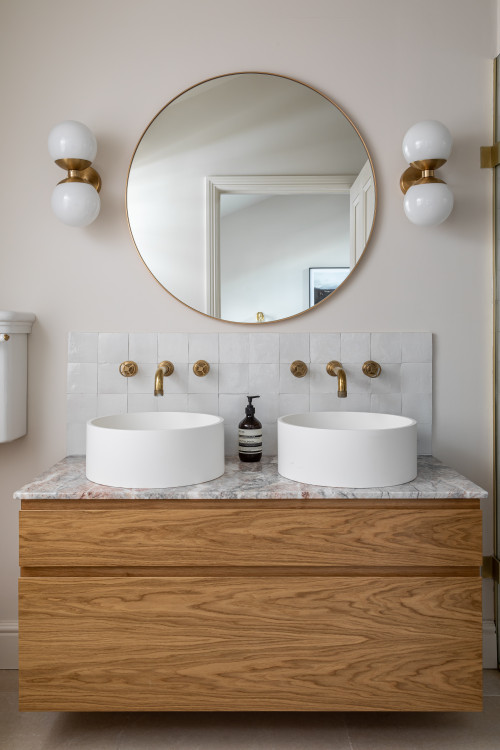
<box><xmin>19</xmin><ymin>507</ymin><xmax>482</xmax><ymax>569</ymax></box>
<box><xmin>18</xmin><ymin>575</ymin><xmax>482</xmax><ymax>711</ymax></box>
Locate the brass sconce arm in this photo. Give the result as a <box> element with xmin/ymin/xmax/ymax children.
<box><xmin>399</xmin><ymin>159</ymin><xmax>446</xmax><ymax>195</ymax></box>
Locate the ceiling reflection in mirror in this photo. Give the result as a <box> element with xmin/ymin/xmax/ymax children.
<box><xmin>126</xmin><ymin>73</ymin><xmax>376</xmax><ymax>323</ymax></box>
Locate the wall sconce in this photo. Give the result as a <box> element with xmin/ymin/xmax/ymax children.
<box><xmin>400</xmin><ymin>120</ymin><xmax>453</xmax><ymax>226</ymax></box>
<box><xmin>48</xmin><ymin>120</ymin><xmax>101</xmax><ymax>227</ymax></box>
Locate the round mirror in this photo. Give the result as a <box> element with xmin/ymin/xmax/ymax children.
<box><xmin>126</xmin><ymin>73</ymin><xmax>376</xmax><ymax>324</ymax></box>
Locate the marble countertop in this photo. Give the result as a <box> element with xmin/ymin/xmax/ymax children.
<box><xmin>13</xmin><ymin>455</ymin><xmax>488</xmax><ymax>501</ymax></box>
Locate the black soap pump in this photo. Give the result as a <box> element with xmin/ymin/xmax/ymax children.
<box><xmin>238</xmin><ymin>395</ymin><xmax>262</xmax><ymax>463</ymax></box>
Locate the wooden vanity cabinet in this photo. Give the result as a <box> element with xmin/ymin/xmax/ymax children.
<box><xmin>18</xmin><ymin>497</ymin><xmax>483</xmax><ymax>712</ymax></box>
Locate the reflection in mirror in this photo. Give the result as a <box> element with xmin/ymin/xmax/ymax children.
<box><xmin>127</xmin><ymin>73</ymin><xmax>376</xmax><ymax>323</ymax></box>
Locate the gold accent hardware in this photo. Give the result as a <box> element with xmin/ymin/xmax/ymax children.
<box><xmin>481</xmin><ymin>555</ymin><xmax>499</xmax><ymax>583</ymax></box>
<box><xmin>362</xmin><ymin>360</ymin><xmax>382</xmax><ymax>378</ymax></box>
<box><xmin>55</xmin><ymin>158</ymin><xmax>102</xmax><ymax>193</ymax></box>
<box><xmin>55</xmin><ymin>157</ymin><xmax>92</xmax><ymax>172</ymax></box>
<box><xmin>480</xmin><ymin>143</ymin><xmax>500</xmax><ymax>168</ymax></box>
<box><xmin>326</xmin><ymin>360</ymin><xmax>347</xmax><ymax>398</ymax></box>
<box><xmin>290</xmin><ymin>360</ymin><xmax>308</xmax><ymax>378</ymax></box>
<box><xmin>193</xmin><ymin>360</ymin><xmax>210</xmax><ymax>377</ymax></box>
<box><xmin>400</xmin><ymin>160</ymin><xmax>446</xmax><ymax>195</ymax></box>
<box><xmin>1</xmin><ymin>334</ymin><xmax>10</xmax><ymax>341</ymax></box>
<box><xmin>256</xmin><ymin>312</ymin><xmax>264</xmax><ymax>323</ymax></box>
<box><xmin>119</xmin><ymin>361</ymin><xmax>138</xmax><ymax>377</ymax></box>
<box><xmin>154</xmin><ymin>360</ymin><xmax>174</xmax><ymax>396</ymax></box>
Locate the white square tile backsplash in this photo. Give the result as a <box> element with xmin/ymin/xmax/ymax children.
<box><xmin>371</xmin><ymin>333</ymin><xmax>402</xmax><ymax>364</ymax></box>
<box><xmin>129</xmin><ymin>333</ymin><xmax>157</xmax><ymax>363</ymax></box>
<box><xmin>279</xmin><ymin>333</ymin><xmax>310</xmax><ymax>363</ymax></box>
<box><xmin>67</xmin><ymin>363</ymin><xmax>97</xmax><ymax>394</ymax></box>
<box><xmin>188</xmin><ymin>333</ymin><xmax>219</xmax><ymax>363</ymax></box>
<box><xmin>97</xmin><ymin>393</ymin><xmax>127</xmax><ymax>418</ymax></box>
<box><xmin>219</xmin><ymin>333</ymin><xmax>250</xmax><ymax>363</ymax></box>
<box><xmin>341</xmin><ymin>332</ymin><xmax>370</xmax><ymax>363</ymax></box>
<box><xmin>249</xmin><ymin>333</ymin><xmax>279</xmax><ymax>363</ymax></box>
<box><xmin>67</xmin><ymin>332</ymin><xmax>433</xmax><ymax>457</ymax></box>
<box><xmin>310</xmin><ymin>333</ymin><xmax>341</xmax><ymax>363</ymax></box>
<box><xmin>157</xmin><ymin>333</ymin><xmax>189</xmax><ymax>363</ymax></box>
<box><xmin>401</xmin><ymin>332</ymin><xmax>432</xmax><ymax>363</ymax></box>
<box><xmin>98</xmin><ymin>363</ymin><xmax>128</xmax><ymax>394</ymax></box>
<box><xmin>98</xmin><ymin>333</ymin><xmax>128</xmax><ymax>363</ymax></box>
<box><xmin>68</xmin><ymin>332</ymin><xmax>98</xmax><ymax>363</ymax></box>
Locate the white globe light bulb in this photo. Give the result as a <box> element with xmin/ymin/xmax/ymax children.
<box><xmin>48</xmin><ymin>120</ymin><xmax>97</xmax><ymax>162</ymax></box>
<box><xmin>51</xmin><ymin>182</ymin><xmax>101</xmax><ymax>227</ymax></box>
<box><xmin>403</xmin><ymin>182</ymin><xmax>454</xmax><ymax>226</ymax></box>
<box><xmin>402</xmin><ymin>120</ymin><xmax>452</xmax><ymax>164</ymax></box>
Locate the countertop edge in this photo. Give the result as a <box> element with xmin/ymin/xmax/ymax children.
<box><xmin>13</xmin><ymin>455</ymin><xmax>489</xmax><ymax>501</ymax></box>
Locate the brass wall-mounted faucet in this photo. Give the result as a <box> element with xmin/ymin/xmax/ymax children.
<box><xmin>154</xmin><ymin>361</ymin><xmax>174</xmax><ymax>396</ymax></box>
<box><xmin>362</xmin><ymin>360</ymin><xmax>381</xmax><ymax>378</ymax></box>
<box><xmin>326</xmin><ymin>360</ymin><xmax>347</xmax><ymax>398</ymax></box>
<box><xmin>290</xmin><ymin>360</ymin><xmax>308</xmax><ymax>378</ymax></box>
<box><xmin>193</xmin><ymin>360</ymin><xmax>210</xmax><ymax>377</ymax></box>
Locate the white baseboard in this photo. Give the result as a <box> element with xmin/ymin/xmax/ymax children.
<box><xmin>0</xmin><ymin>621</ymin><xmax>18</xmax><ymax>669</ymax></box>
<box><xmin>0</xmin><ymin>620</ymin><xmax>498</xmax><ymax>671</ymax></box>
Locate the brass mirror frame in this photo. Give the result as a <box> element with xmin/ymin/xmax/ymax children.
<box><xmin>126</xmin><ymin>71</ymin><xmax>378</xmax><ymax>325</ymax></box>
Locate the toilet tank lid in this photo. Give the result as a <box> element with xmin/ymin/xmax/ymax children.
<box><xmin>0</xmin><ymin>311</ymin><xmax>36</xmax><ymax>333</ymax></box>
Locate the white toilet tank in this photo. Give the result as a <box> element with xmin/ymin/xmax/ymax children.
<box><xmin>0</xmin><ymin>311</ymin><xmax>36</xmax><ymax>442</ymax></box>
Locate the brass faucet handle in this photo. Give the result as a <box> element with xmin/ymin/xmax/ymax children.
<box><xmin>326</xmin><ymin>360</ymin><xmax>342</xmax><ymax>376</ymax></box>
<box><xmin>193</xmin><ymin>360</ymin><xmax>210</xmax><ymax>377</ymax></box>
<box><xmin>362</xmin><ymin>360</ymin><xmax>382</xmax><ymax>378</ymax></box>
<box><xmin>158</xmin><ymin>360</ymin><xmax>174</xmax><ymax>376</ymax></box>
<box><xmin>119</xmin><ymin>361</ymin><xmax>138</xmax><ymax>377</ymax></box>
<box><xmin>290</xmin><ymin>360</ymin><xmax>308</xmax><ymax>378</ymax></box>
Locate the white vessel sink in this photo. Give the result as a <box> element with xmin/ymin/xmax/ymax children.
<box><xmin>278</xmin><ymin>412</ymin><xmax>417</xmax><ymax>488</ymax></box>
<box><xmin>86</xmin><ymin>412</ymin><xmax>224</xmax><ymax>489</ymax></box>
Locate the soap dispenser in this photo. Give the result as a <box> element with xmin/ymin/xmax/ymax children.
<box><xmin>238</xmin><ymin>395</ymin><xmax>262</xmax><ymax>462</ymax></box>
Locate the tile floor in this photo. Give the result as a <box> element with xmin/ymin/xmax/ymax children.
<box><xmin>1</xmin><ymin>670</ymin><xmax>499</xmax><ymax>749</ymax></box>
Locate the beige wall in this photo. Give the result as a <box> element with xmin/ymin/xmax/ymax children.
<box><xmin>0</xmin><ymin>0</ymin><xmax>496</xmax><ymax>634</ymax></box>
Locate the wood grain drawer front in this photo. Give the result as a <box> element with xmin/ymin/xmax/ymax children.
<box><xmin>18</xmin><ymin>576</ymin><xmax>482</xmax><ymax>711</ymax></box>
<box><xmin>19</xmin><ymin>508</ymin><xmax>482</xmax><ymax>568</ymax></box>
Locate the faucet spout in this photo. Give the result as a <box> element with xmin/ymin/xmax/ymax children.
<box><xmin>335</xmin><ymin>366</ymin><xmax>347</xmax><ymax>397</ymax></box>
<box><xmin>326</xmin><ymin>360</ymin><xmax>347</xmax><ymax>398</ymax></box>
<box><xmin>154</xmin><ymin>361</ymin><xmax>174</xmax><ymax>396</ymax></box>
